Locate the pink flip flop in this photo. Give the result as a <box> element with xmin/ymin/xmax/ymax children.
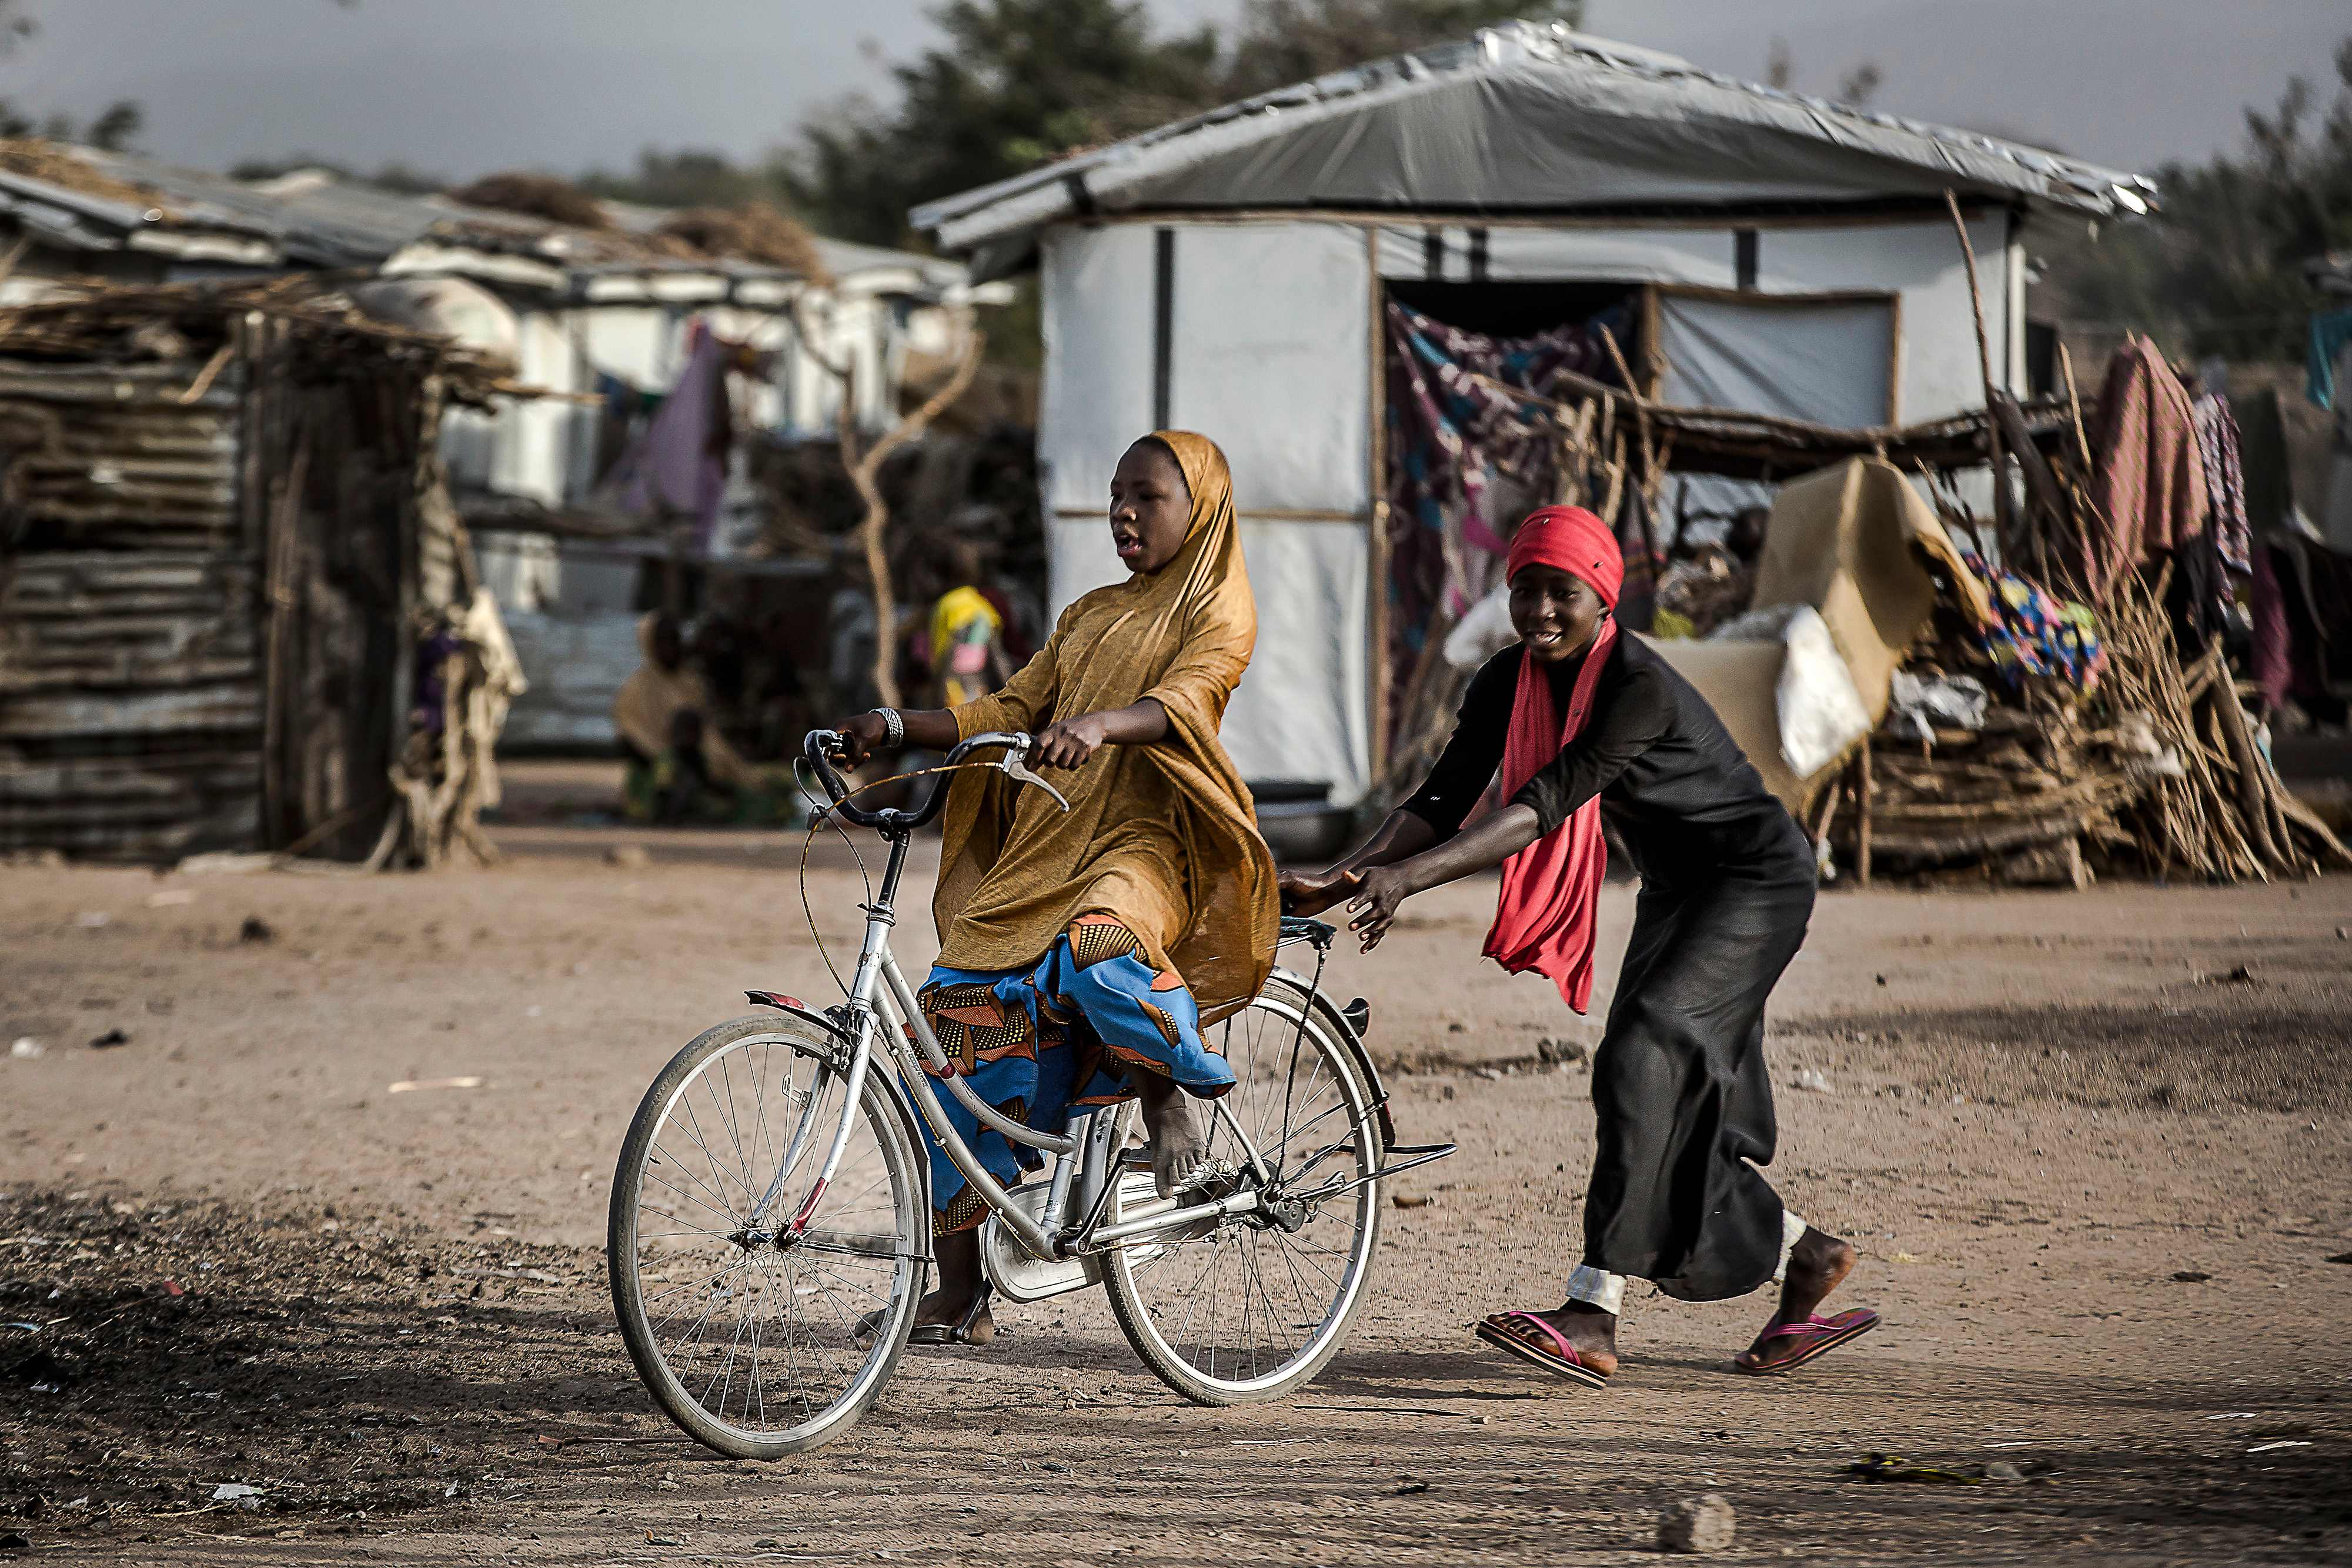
<box><xmin>1733</xmin><ymin>1309</ymin><xmax>1880</xmax><ymax>1375</ymax></box>
<box><xmin>1474</xmin><ymin>1310</ymin><xmax>1610</xmax><ymax>1389</ymax></box>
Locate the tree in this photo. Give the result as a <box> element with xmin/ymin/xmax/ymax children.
<box><xmin>2037</xmin><ymin>35</ymin><xmax>2352</xmax><ymax>363</ymax></box>
<box><xmin>1220</xmin><ymin>0</ymin><xmax>1585</xmax><ymax>100</ymax></box>
<box><xmin>787</xmin><ymin>0</ymin><xmax>1216</xmax><ymax>248</ymax></box>
<box><xmin>784</xmin><ymin>0</ymin><xmax>1588</xmax><ymax>248</ymax></box>
<box><xmin>580</xmin><ymin>148</ymin><xmax>797</xmax><ymax>210</ymax></box>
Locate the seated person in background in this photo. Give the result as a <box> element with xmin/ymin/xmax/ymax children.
<box><xmin>613</xmin><ymin>611</ymin><xmax>769</xmax><ymax>825</ymax></box>
<box><xmin>1655</xmin><ymin>505</ymin><xmax>1769</xmax><ymax>638</ymax></box>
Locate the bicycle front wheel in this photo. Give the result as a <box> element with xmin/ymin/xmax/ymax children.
<box><xmin>608</xmin><ymin>1015</ymin><xmax>926</xmax><ymax>1457</ymax></box>
<box><xmin>1100</xmin><ymin>976</ymin><xmax>1384</xmax><ymax>1405</ymax></box>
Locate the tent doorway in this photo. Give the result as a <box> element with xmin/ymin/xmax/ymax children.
<box><xmin>1375</xmin><ymin>278</ymin><xmax>1650</xmax><ymax>792</ymax></box>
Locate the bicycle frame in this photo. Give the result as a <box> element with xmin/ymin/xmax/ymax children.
<box><xmin>752</xmin><ymin>728</ymin><xmax>1445</xmax><ymax>1280</ymax></box>
<box><xmin>744</xmin><ymin>825</ymin><xmax>1280</xmax><ymax>1266</ymax></box>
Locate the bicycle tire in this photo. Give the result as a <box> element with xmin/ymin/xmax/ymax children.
<box><xmin>1099</xmin><ymin>977</ymin><xmax>1384</xmax><ymax>1405</ymax></box>
<box><xmin>608</xmin><ymin>1015</ymin><xmax>926</xmax><ymax>1457</ymax></box>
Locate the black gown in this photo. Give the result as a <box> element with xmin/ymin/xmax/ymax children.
<box><xmin>1402</xmin><ymin>633</ymin><xmax>1816</xmax><ymax>1302</ymax></box>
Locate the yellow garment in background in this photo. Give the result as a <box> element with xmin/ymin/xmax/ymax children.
<box><xmin>931</xmin><ymin>584</ymin><xmax>1004</xmax><ymax>709</ymax></box>
<box><xmin>933</xmin><ymin>430</ymin><xmax>1279</xmax><ymax>1025</ymax></box>
<box><xmin>610</xmin><ymin>611</ymin><xmax>757</xmax><ymax>788</ymax></box>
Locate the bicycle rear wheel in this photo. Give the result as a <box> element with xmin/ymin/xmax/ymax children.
<box><xmin>1100</xmin><ymin>976</ymin><xmax>1383</xmax><ymax>1405</ymax></box>
<box><xmin>608</xmin><ymin>1015</ymin><xmax>925</xmax><ymax>1457</ymax></box>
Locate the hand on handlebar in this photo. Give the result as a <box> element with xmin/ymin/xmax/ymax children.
<box><xmin>831</xmin><ymin>712</ymin><xmax>891</xmax><ymax>768</ymax></box>
<box><xmin>1032</xmin><ymin>714</ymin><xmax>1110</xmax><ymax>770</ymax></box>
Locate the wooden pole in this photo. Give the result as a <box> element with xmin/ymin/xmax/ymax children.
<box><xmin>1367</xmin><ymin>229</ymin><xmax>1392</xmax><ymax>777</ymax></box>
<box><xmin>1855</xmin><ymin>744</ymin><xmax>1873</xmax><ymax>888</ymax></box>
<box><xmin>1943</xmin><ymin>190</ymin><xmax>2016</xmax><ymax>558</ymax></box>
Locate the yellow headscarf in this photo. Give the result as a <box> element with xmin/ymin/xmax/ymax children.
<box><xmin>933</xmin><ymin>431</ymin><xmax>1278</xmax><ymax>1024</ymax></box>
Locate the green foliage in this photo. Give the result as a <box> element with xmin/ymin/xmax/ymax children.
<box><xmin>783</xmin><ymin>0</ymin><xmax>1220</xmax><ymax>249</ymax></box>
<box><xmin>2041</xmin><ymin>35</ymin><xmax>2352</xmax><ymax>362</ymax></box>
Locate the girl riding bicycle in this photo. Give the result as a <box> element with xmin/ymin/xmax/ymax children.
<box><xmin>831</xmin><ymin>430</ymin><xmax>1279</xmax><ymax>1344</ymax></box>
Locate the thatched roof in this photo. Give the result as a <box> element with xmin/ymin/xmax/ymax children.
<box><xmin>0</xmin><ymin>275</ymin><xmax>523</xmax><ymax>401</ymax></box>
<box><xmin>445</xmin><ymin>171</ymin><xmax>614</xmax><ymax>232</ymax></box>
<box><xmin>650</xmin><ymin>203</ymin><xmax>831</xmax><ymax>285</ymax></box>
<box><xmin>0</xmin><ymin>139</ymin><xmax>180</xmax><ymax>218</ymax></box>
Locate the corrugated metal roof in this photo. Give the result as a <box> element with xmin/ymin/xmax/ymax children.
<box><xmin>914</xmin><ymin>21</ymin><xmax>2157</xmax><ymax>257</ymax></box>
<box><xmin>0</xmin><ymin>147</ymin><xmax>977</xmax><ymax>303</ymax></box>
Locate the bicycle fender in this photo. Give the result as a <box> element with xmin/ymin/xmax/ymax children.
<box><xmin>743</xmin><ymin>990</ymin><xmax>841</xmax><ymax>1039</ymax></box>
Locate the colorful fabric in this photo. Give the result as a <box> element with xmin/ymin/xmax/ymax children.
<box><xmin>1961</xmin><ymin>554</ymin><xmax>2107</xmax><ymax>690</ymax></box>
<box><xmin>2191</xmin><ymin>393</ymin><xmax>2250</xmax><ymax>579</ymax></box>
<box><xmin>1384</xmin><ymin>301</ymin><xmax>1631</xmax><ymax>746</ymax></box>
<box><xmin>935</xmin><ymin>430</ymin><xmax>1278</xmax><ymax>1027</ymax></box>
<box><xmin>2081</xmin><ymin>336</ymin><xmax>2210</xmax><ymax>598</ymax></box>
<box><xmin>1483</xmin><ymin>507</ymin><xmax>1625</xmax><ymax>1015</ymax></box>
<box><xmin>607</xmin><ymin>324</ymin><xmax>731</xmax><ymax>548</ymax></box>
<box><xmin>916</xmin><ymin>917</ymin><xmax>1232</xmax><ymax>1234</ymax></box>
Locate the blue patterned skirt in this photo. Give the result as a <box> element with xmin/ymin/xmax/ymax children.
<box><xmin>916</xmin><ymin>915</ymin><xmax>1232</xmax><ymax>1234</ymax></box>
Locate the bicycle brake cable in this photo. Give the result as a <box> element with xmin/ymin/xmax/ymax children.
<box><xmin>791</xmin><ymin>757</ymin><xmax>1033</xmax><ymax>1004</ymax></box>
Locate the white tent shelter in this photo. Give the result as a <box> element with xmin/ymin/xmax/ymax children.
<box><xmin>915</xmin><ymin>22</ymin><xmax>2150</xmax><ymax>808</ymax></box>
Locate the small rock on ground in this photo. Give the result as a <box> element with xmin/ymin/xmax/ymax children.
<box><xmin>1659</xmin><ymin>1493</ymin><xmax>1736</xmax><ymax>1554</ymax></box>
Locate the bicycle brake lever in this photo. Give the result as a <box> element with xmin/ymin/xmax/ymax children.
<box><xmin>995</xmin><ymin>754</ymin><xmax>1071</xmax><ymax>813</ymax></box>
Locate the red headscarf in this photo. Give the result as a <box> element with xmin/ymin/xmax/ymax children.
<box><xmin>1481</xmin><ymin>507</ymin><xmax>1624</xmax><ymax>1014</ymax></box>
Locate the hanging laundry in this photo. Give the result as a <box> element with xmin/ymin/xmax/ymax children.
<box><xmin>2079</xmin><ymin>335</ymin><xmax>2209</xmax><ymax>599</ymax></box>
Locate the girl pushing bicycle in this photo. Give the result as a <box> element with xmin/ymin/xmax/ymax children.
<box><xmin>830</xmin><ymin>430</ymin><xmax>1280</xmax><ymax>1346</ymax></box>
<box><xmin>1283</xmin><ymin>506</ymin><xmax>1877</xmax><ymax>1388</ymax></box>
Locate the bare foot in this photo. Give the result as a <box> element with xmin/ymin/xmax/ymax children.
<box><xmin>1132</xmin><ymin>1072</ymin><xmax>1210</xmax><ymax>1197</ymax></box>
<box><xmin>1522</xmin><ymin>1301</ymin><xmax>1620</xmax><ymax>1379</ymax></box>
<box><xmin>1735</xmin><ymin>1226</ymin><xmax>1874</xmax><ymax>1373</ymax></box>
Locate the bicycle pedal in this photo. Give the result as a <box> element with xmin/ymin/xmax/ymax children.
<box><xmin>1171</xmin><ymin>1157</ymin><xmax>1240</xmax><ymax>1198</ymax></box>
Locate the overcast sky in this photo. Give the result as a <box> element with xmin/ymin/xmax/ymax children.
<box><xmin>8</xmin><ymin>1</ymin><xmax>2345</xmax><ymax>186</ymax></box>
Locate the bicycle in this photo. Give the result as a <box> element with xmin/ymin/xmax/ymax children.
<box><xmin>607</xmin><ymin>728</ymin><xmax>1453</xmax><ymax>1457</ymax></box>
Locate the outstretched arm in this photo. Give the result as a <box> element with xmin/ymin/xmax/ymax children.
<box><xmin>835</xmin><ymin>707</ymin><xmax>960</xmax><ymax>762</ymax></box>
<box><xmin>1278</xmin><ymin>808</ymin><xmax>1439</xmax><ymax>915</ymax></box>
<box><xmin>1345</xmin><ymin>804</ymin><xmax>1544</xmax><ymax>950</ymax></box>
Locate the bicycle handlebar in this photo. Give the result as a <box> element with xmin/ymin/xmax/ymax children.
<box><xmin>801</xmin><ymin>728</ymin><xmax>1038</xmax><ymax>834</ymax></box>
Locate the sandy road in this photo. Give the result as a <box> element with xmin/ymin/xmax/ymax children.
<box><xmin>3</xmin><ymin>811</ymin><xmax>2350</xmax><ymax>1564</ymax></box>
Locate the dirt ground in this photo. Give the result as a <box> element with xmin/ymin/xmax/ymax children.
<box><xmin>5</xmin><ymin>761</ymin><xmax>2351</xmax><ymax>1566</ymax></box>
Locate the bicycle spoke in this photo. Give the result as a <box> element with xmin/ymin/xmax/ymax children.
<box><xmin>621</xmin><ymin>1027</ymin><xmax>918</xmax><ymax>1449</ymax></box>
<box><xmin>1107</xmin><ymin>984</ymin><xmax>1378</xmax><ymax>1399</ymax></box>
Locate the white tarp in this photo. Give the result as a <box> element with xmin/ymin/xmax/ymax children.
<box><xmin>1659</xmin><ymin>293</ymin><xmax>1895</xmax><ymax>427</ymax></box>
<box><xmin>1171</xmin><ymin>223</ymin><xmax>1370</xmax><ymax>513</ymax></box>
<box><xmin>1048</xmin><ymin>517</ymin><xmax>1371</xmax><ymax>803</ymax></box>
<box><xmin>1038</xmin><ymin>226</ymin><xmax>1158</xmax><ymax>514</ymax></box>
<box><xmin>1375</xmin><ymin>224</ymin><xmax>1736</xmax><ymax>287</ymax></box>
<box><xmin>1039</xmin><ymin>222</ymin><xmax>1375</xmax><ymax>803</ymax></box>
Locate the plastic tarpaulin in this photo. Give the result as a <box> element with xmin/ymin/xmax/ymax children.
<box><xmin>1037</xmin><ymin>223</ymin><xmax>1375</xmax><ymax>803</ymax></box>
<box><xmin>917</xmin><ymin>24</ymin><xmax>2150</xmax><ymax>257</ymax></box>
<box><xmin>1653</xmin><ymin>458</ymin><xmax>1965</xmax><ymax>811</ymax></box>
<box><xmin>1047</xmin><ymin>517</ymin><xmax>1370</xmax><ymax>803</ymax></box>
<box><xmin>1658</xmin><ymin>295</ymin><xmax>1895</xmax><ymax>428</ymax></box>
